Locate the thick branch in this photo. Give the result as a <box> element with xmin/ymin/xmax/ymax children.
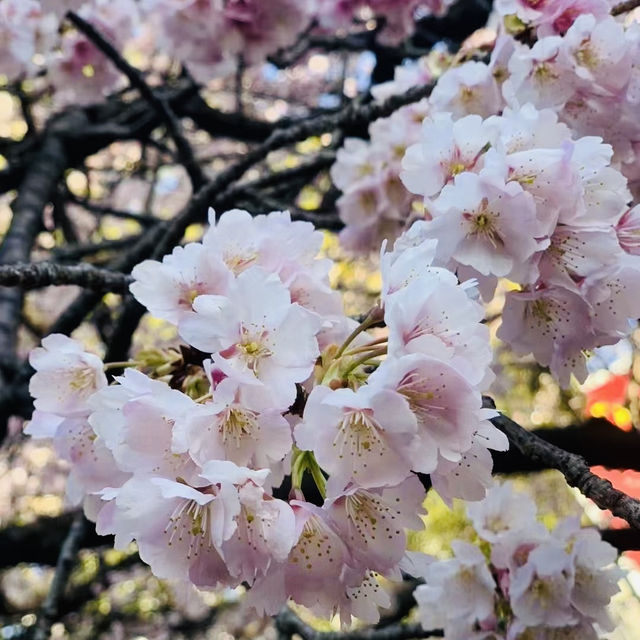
<box><xmin>488</xmin><ymin>402</ymin><xmax>640</xmax><ymax>530</ymax></box>
<box><xmin>0</xmin><ymin>262</ymin><xmax>131</xmax><ymax>293</ymax></box>
<box><xmin>491</xmin><ymin>418</ymin><xmax>640</xmax><ymax>474</ymax></box>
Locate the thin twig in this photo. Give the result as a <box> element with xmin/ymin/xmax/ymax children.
<box><xmin>66</xmin><ymin>11</ymin><xmax>206</xmax><ymax>190</ymax></box>
<box><xmin>32</xmin><ymin>512</ymin><xmax>88</xmax><ymax>640</ymax></box>
<box><xmin>0</xmin><ymin>262</ymin><xmax>132</xmax><ymax>293</ymax></box>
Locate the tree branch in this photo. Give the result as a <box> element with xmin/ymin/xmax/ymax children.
<box><xmin>487</xmin><ymin>400</ymin><xmax>640</xmax><ymax>530</ymax></box>
<box><xmin>31</xmin><ymin>511</ymin><xmax>88</xmax><ymax>640</ymax></box>
<box><xmin>0</xmin><ymin>262</ymin><xmax>132</xmax><ymax>293</ymax></box>
<box><xmin>66</xmin><ymin>11</ymin><xmax>206</xmax><ymax>190</ymax></box>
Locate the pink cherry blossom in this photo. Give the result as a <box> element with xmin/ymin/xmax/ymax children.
<box><xmin>323</xmin><ymin>476</ymin><xmax>426</xmax><ymax>573</ymax></box>
<box><xmin>430</xmin><ymin>61</ymin><xmax>503</xmax><ymax>119</ymax></box>
<box><xmin>400</xmin><ymin>113</ymin><xmax>491</xmax><ymax>199</ymax></box>
<box><xmin>427</xmin><ymin>172</ymin><xmax>546</xmax><ymax>279</ymax></box>
<box><xmin>295</xmin><ymin>384</ymin><xmax>416</xmax><ymax>488</ymax></box>
<box><xmin>498</xmin><ymin>285</ymin><xmax>597</xmax><ymax>386</ymax></box>
<box><xmin>28</xmin><ymin>334</ymin><xmax>107</xmax><ymax>418</ymax></box>
<box><xmin>247</xmin><ymin>500</ymin><xmax>364</xmax><ymax>619</ymax></box>
<box><xmin>172</xmin><ymin>374</ymin><xmax>292</xmax><ymax>470</ymax></box>
<box><xmin>367</xmin><ymin>354</ymin><xmax>493</xmax><ymax>473</ymax></box>
<box><xmin>130</xmin><ymin>243</ymin><xmax>233</xmax><ymax>325</ymax></box>
<box><xmin>385</xmin><ymin>275</ymin><xmax>493</xmax><ymax>387</ymax></box>
<box><xmin>179</xmin><ymin>266</ymin><xmax>321</xmax><ymax>409</ymax></box>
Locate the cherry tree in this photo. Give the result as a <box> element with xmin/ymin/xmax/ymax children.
<box><xmin>2</xmin><ymin>0</ymin><xmax>640</xmax><ymax>638</ymax></box>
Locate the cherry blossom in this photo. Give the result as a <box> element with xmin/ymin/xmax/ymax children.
<box><xmin>28</xmin><ymin>333</ymin><xmax>107</xmax><ymax>419</ymax></box>
<box><xmin>323</xmin><ymin>476</ymin><xmax>426</xmax><ymax>574</ymax></box>
<box><xmin>130</xmin><ymin>243</ymin><xmax>233</xmax><ymax>325</ymax></box>
<box><xmin>179</xmin><ymin>266</ymin><xmax>321</xmax><ymax>409</ymax></box>
<box><xmin>408</xmin><ymin>483</ymin><xmax>623</xmax><ymax>639</ymax></box>
<box><xmin>295</xmin><ymin>384</ymin><xmax>416</xmax><ymax>489</ymax></box>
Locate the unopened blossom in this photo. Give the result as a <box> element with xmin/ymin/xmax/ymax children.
<box><xmin>295</xmin><ymin>385</ymin><xmax>416</xmax><ymax>488</ymax></box>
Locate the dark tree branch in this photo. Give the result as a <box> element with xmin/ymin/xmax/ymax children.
<box><xmin>491</xmin><ymin>418</ymin><xmax>640</xmax><ymax>474</ymax></box>
<box><xmin>275</xmin><ymin>608</ymin><xmax>442</xmax><ymax>640</ymax></box>
<box><xmin>67</xmin><ymin>11</ymin><xmax>205</xmax><ymax>191</ymax></box>
<box><xmin>31</xmin><ymin>512</ymin><xmax>88</xmax><ymax>640</ymax></box>
<box><xmin>66</xmin><ymin>193</ymin><xmax>157</xmax><ymax>226</ymax></box>
<box><xmin>611</xmin><ymin>0</ymin><xmax>640</xmax><ymax>15</ymax></box>
<box><xmin>52</xmin><ymin>236</ymin><xmax>143</xmax><ymax>262</ymax></box>
<box><xmin>487</xmin><ymin>399</ymin><xmax>640</xmax><ymax>530</ymax></box>
<box><xmin>0</xmin><ymin>262</ymin><xmax>131</xmax><ymax>293</ymax></box>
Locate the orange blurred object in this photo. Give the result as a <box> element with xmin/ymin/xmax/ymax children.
<box><xmin>585</xmin><ymin>374</ymin><xmax>633</xmax><ymax>432</ymax></box>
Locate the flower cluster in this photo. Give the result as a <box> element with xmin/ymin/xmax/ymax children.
<box><xmin>401</xmin><ymin>103</ymin><xmax>640</xmax><ymax>386</ymax></box>
<box><xmin>27</xmin><ymin>208</ymin><xmax>507</xmax><ymax>623</ymax></box>
<box><xmin>316</xmin><ymin>0</ymin><xmax>456</xmax><ymax>44</ymax></box>
<box><xmin>332</xmin><ymin>3</ymin><xmax>640</xmax><ymax>387</ymax></box>
<box><xmin>0</xmin><ymin>0</ymin><xmax>455</xmax><ymax>102</ymax></box>
<box><xmin>331</xmin><ymin>100</ymin><xmax>430</xmax><ymax>252</ymax></box>
<box><xmin>408</xmin><ymin>483</ymin><xmax>623</xmax><ymax>640</ymax></box>
<box><xmin>141</xmin><ymin>0</ymin><xmax>316</xmax><ymax>81</ymax></box>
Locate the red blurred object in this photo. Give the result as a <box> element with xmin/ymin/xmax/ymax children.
<box><xmin>585</xmin><ymin>374</ymin><xmax>632</xmax><ymax>431</ymax></box>
<box><xmin>591</xmin><ymin>466</ymin><xmax>640</xmax><ymax>566</ymax></box>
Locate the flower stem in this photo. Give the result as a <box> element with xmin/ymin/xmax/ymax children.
<box><xmin>103</xmin><ymin>360</ymin><xmax>138</xmax><ymax>371</ymax></box>
<box><xmin>344</xmin><ymin>346</ymin><xmax>387</xmax><ymax>374</ymax></box>
<box><xmin>334</xmin><ymin>304</ymin><xmax>384</xmax><ymax>358</ymax></box>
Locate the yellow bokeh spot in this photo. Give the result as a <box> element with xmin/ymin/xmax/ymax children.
<box><xmin>613</xmin><ymin>405</ymin><xmax>633</xmax><ymax>431</ymax></box>
<box><xmin>298</xmin><ymin>185</ymin><xmax>322</xmax><ymax>211</ymax></box>
<box><xmin>183</xmin><ymin>223</ymin><xmax>204</xmax><ymax>243</ymax></box>
<box><xmin>589</xmin><ymin>401</ymin><xmax>608</xmax><ymax>418</ymax></box>
<box><xmin>66</xmin><ymin>170</ymin><xmax>88</xmax><ymax>196</ymax></box>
